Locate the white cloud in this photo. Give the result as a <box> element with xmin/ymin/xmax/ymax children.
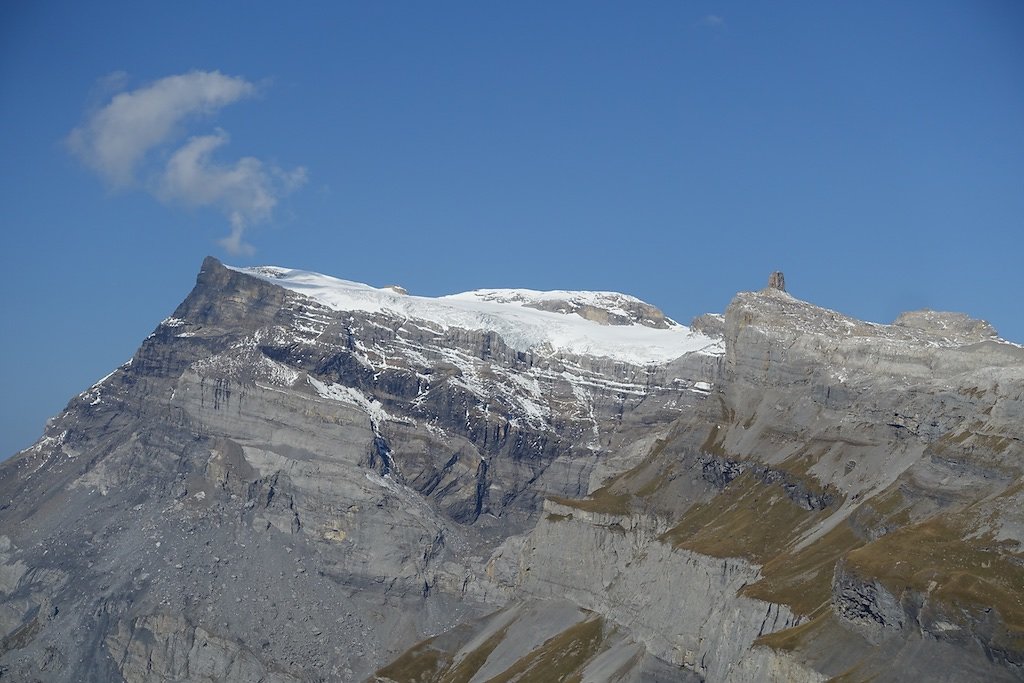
<box><xmin>68</xmin><ymin>70</ymin><xmax>255</xmax><ymax>187</ymax></box>
<box><xmin>68</xmin><ymin>70</ymin><xmax>306</xmax><ymax>254</ymax></box>
<box><xmin>700</xmin><ymin>15</ymin><xmax>725</xmax><ymax>28</ymax></box>
<box><xmin>159</xmin><ymin>131</ymin><xmax>306</xmax><ymax>255</ymax></box>
<box><xmin>219</xmin><ymin>217</ymin><xmax>256</xmax><ymax>257</ymax></box>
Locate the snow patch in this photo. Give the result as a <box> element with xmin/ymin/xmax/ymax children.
<box><xmin>257</xmin><ymin>357</ymin><xmax>300</xmax><ymax>387</ymax></box>
<box><xmin>307</xmin><ymin>376</ymin><xmax>394</xmax><ymax>429</ymax></box>
<box><xmin>228</xmin><ymin>264</ymin><xmax>723</xmax><ymax>364</ymax></box>
<box><xmin>691</xmin><ymin>381</ymin><xmax>712</xmax><ymax>393</ymax></box>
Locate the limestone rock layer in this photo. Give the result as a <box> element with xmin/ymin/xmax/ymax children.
<box><xmin>0</xmin><ymin>258</ymin><xmax>1021</xmax><ymax>682</ymax></box>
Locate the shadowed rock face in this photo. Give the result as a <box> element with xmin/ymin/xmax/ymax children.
<box><xmin>1</xmin><ymin>259</ymin><xmax>1022</xmax><ymax>683</ymax></box>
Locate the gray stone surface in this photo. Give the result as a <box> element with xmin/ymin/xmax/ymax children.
<box><xmin>1</xmin><ymin>258</ymin><xmax>1021</xmax><ymax>682</ymax></box>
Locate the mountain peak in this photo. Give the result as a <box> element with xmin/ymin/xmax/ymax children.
<box><xmin>1</xmin><ymin>254</ymin><xmax>1021</xmax><ymax>682</ymax></box>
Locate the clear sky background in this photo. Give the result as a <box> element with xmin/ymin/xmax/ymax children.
<box><xmin>2</xmin><ymin>1</ymin><xmax>1022</xmax><ymax>458</ymax></box>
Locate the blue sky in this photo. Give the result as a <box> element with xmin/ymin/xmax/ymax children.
<box><xmin>2</xmin><ymin>2</ymin><xmax>1022</xmax><ymax>457</ymax></box>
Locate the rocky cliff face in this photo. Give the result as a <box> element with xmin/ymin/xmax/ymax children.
<box><xmin>0</xmin><ymin>261</ymin><xmax>1021</xmax><ymax>682</ymax></box>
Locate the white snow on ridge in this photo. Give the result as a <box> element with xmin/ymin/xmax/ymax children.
<box><xmin>229</xmin><ymin>265</ymin><xmax>723</xmax><ymax>364</ymax></box>
<box><xmin>448</xmin><ymin>287</ymin><xmax>646</xmax><ymax>314</ymax></box>
<box><xmin>307</xmin><ymin>376</ymin><xmax>394</xmax><ymax>429</ymax></box>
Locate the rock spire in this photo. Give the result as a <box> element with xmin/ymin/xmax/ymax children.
<box><xmin>768</xmin><ymin>271</ymin><xmax>786</xmax><ymax>292</ymax></box>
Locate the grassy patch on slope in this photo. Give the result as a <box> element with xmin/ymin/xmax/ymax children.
<box><xmin>659</xmin><ymin>472</ymin><xmax>824</xmax><ymax>563</ymax></box>
<box><xmin>844</xmin><ymin>517</ymin><xmax>1024</xmax><ymax>640</ymax></box>
<box><xmin>373</xmin><ymin>635</ymin><xmax>449</xmax><ymax>683</ymax></box>
<box><xmin>545</xmin><ymin>437</ymin><xmax>675</xmax><ymax>516</ymax></box>
<box><xmin>439</xmin><ymin>624</ymin><xmax>511</xmax><ymax>683</ymax></box>
<box><xmin>373</xmin><ymin>615</ymin><xmax>609</xmax><ymax>683</ymax></box>
<box><xmin>742</xmin><ymin>522</ymin><xmax>862</xmax><ymax>615</ymax></box>
<box><xmin>547</xmin><ymin>485</ymin><xmax>631</xmax><ymax>516</ymax></box>
<box><xmin>487</xmin><ymin>616</ymin><xmax>606</xmax><ymax>683</ymax></box>
<box><xmin>753</xmin><ymin>612</ymin><xmax>831</xmax><ymax>652</ymax></box>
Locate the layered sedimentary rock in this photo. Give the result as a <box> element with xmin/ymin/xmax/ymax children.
<box><xmin>0</xmin><ymin>258</ymin><xmax>718</xmax><ymax>681</ymax></box>
<box><xmin>1</xmin><ymin>261</ymin><xmax>1021</xmax><ymax>682</ymax></box>
<box><xmin>372</xmin><ymin>285</ymin><xmax>1024</xmax><ymax>681</ymax></box>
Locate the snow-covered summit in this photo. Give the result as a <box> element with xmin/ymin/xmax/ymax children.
<box><xmin>229</xmin><ymin>265</ymin><xmax>723</xmax><ymax>364</ymax></box>
<box><xmin>447</xmin><ymin>288</ymin><xmax>675</xmax><ymax>329</ymax></box>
